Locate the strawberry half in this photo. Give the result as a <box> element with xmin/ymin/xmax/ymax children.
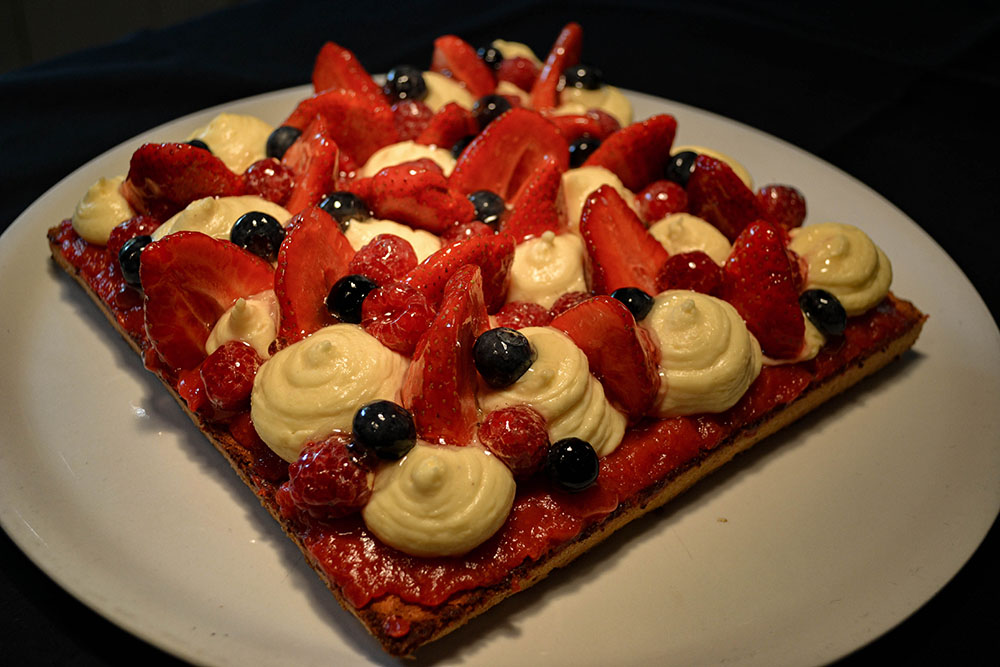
<box><xmin>550</xmin><ymin>295</ymin><xmax>660</xmax><ymax>419</ymax></box>
<box><xmin>415</xmin><ymin>102</ymin><xmax>478</xmax><ymax>149</ymax></box>
<box><xmin>530</xmin><ymin>22</ymin><xmax>583</xmax><ymax>110</ymax></box>
<box><xmin>450</xmin><ymin>108</ymin><xmax>569</xmax><ymax>200</ymax></box>
<box><xmin>311</xmin><ymin>41</ymin><xmax>388</xmax><ymax>106</ymax></box>
<box><xmin>282</xmin><ymin>89</ymin><xmax>398</xmax><ymax>165</ymax></box>
<box><xmin>501</xmin><ymin>155</ymin><xmax>565</xmax><ymax>243</ymax></box>
<box><xmin>582</xmin><ymin>114</ymin><xmax>677</xmax><ymax>192</ymax></box>
<box><xmin>401</xmin><ymin>232</ymin><xmax>515</xmax><ymax>313</ymax></box>
<box><xmin>140</xmin><ymin>231</ymin><xmax>274</xmax><ymax>372</ymax></box>
<box><xmin>274</xmin><ymin>206</ymin><xmax>356</xmax><ymax>346</ymax></box>
<box><xmin>686</xmin><ymin>154</ymin><xmax>761</xmax><ymax>242</ymax></box>
<box><xmin>579</xmin><ymin>185</ymin><xmax>669</xmax><ymax>295</ymax></box>
<box><xmin>280</xmin><ymin>115</ymin><xmax>340</xmax><ymax>216</ymax></box>
<box><xmin>547</xmin><ymin>113</ymin><xmax>621</xmax><ymax>144</ymax></box>
<box><xmin>431</xmin><ymin>35</ymin><xmax>496</xmax><ymax>98</ymax></box>
<box><xmin>121</xmin><ymin>143</ymin><xmax>244</xmax><ymax>221</ymax></box>
<box><xmin>400</xmin><ymin>264</ymin><xmax>489</xmax><ymax>445</ymax></box>
<box><xmin>497</xmin><ymin>56</ymin><xmax>539</xmax><ymax>92</ymax></box>
<box><xmin>720</xmin><ymin>220</ymin><xmax>805</xmax><ymax>359</ymax></box>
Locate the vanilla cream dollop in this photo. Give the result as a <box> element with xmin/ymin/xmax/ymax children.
<box><xmin>648</xmin><ymin>212</ymin><xmax>733</xmax><ymax>265</ymax></box>
<box><xmin>362</xmin><ymin>444</ymin><xmax>515</xmax><ymax>557</ymax></box>
<box><xmin>478</xmin><ymin>327</ymin><xmax>626</xmax><ymax>456</ymax></box>
<box><xmin>187</xmin><ymin>112</ymin><xmax>273</xmax><ymax>174</ymax></box>
<box><xmin>358</xmin><ymin>140</ymin><xmax>456</xmax><ymax>177</ymax></box>
<box><xmin>672</xmin><ymin>145</ymin><xmax>753</xmax><ymax>190</ymax></box>
<box><xmin>643</xmin><ymin>291</ymin><xmax>763</xmax><ymax>417</ymax></box>
<box><xmin>561</xmin><ymin>166</ymin><xmax>636</xmax><ymax>233</ymax></box>
<box><xmin>71</xmin><ymin>175</ymin><xmax>135</xmax><ymax>245</ymax></box>
<box><xmin>250</xmin><ymin>325</ymin><xmax>409</xmax><ymax>462</ymax></box>
<box><xmin>554</xmin><ymin>85</ymin><xmax>633</xmax><ymax>128</ymax></box>
<box><xmin>344</xmin><ymin>218</ymin><xmax>442</xmax><ymax>263</ymax></box>
<box><xmin>205</xmin><ymin>290</ymin><xmax>278</xmax><ymax>359</ymax></box>
<box><xmin>152</xmin><ymin>195</ymin><xmax>291</xmax><ymax>241</ymax></box>
<box><xmin>789</xmin><ymin>222</ymin><xmax>892</xmax><ymax>316</ymax></box>
<box><xmin>507</xmin><ymin>232</ymin><xmax>587</xmax><ymax>308</ymax></box>
<box><xmin>423</xmin><ymin>71</ymin><xmax>475</xmax><ymax>111</ymax></box>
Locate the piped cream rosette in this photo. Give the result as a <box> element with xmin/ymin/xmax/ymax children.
<box><xmin>643</xmin><ymin>290</ymin><xmax>763</xmax><ymax>417</ymax></box>
<box><xmin>250</xmin><ymin>324</ymin><xmax>408</xmax><ymax>462</ymax></box>
<box><xmin>71</xmin><ymin>175</ymin><xmax>135</xmax><ymax>245</ymax></box>
<box><xmin>506</xmin><ymin>232</ymin><xmax>588</xmax><ymax>309</ymax></box>
<box><xmin>362</xmin><ymin>444</ymin><xmax>516</xmax><ymax>557</ymax></box>
<box><xmin>152</xmin><ymin>195</ymin><xmax>291</xmax><ymax>241</ymax></box>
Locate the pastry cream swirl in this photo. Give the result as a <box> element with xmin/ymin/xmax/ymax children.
<box><xmin>71</xmin><ymin>175</ymin><xmax>135</xmax><ymax>245</ymax></box>
<box><xmin>250</xmin><ymin>325</ymin><xmax>408</xmax><ymax>462</ymax></box>
<box><xmin>789</xmin><ymin>222</ymin><xmax>892</xmax><ymax>316</ymax></box>
<box><xmin>205</xmin><ymin>291</ymin><xmax>278</xmax><ymax>359</ymax></box>
<box><xmin>643</xmin><ymin>291</ymin><xmax>763</xmax><ymax>417</ymax></box>
<box><xmin>478</xmin><ymin>327</ymin><xmax>626</xmax><ymax>456</ymax></box>
<box><xmin>152</xmin><ymin>195</ymin><xmax>291</xmax><ymax>241</ymax></box>
<box><xmin>507</xmin><ymin>232</ymin><xmax>588</xmax><ymax>308</ymax></box>
<box><xmin>362</xmin><ymin>444</ymin><xmax>515</xmax><ymax>557</ymax></box>
<box><xmin>186</xmin><ymin>112</ymin><xmax>273</xmax><ymax>174</ymax></box>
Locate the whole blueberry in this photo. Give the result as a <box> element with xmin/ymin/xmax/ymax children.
<box><xmin>473</xmin><ymin>327</ymin><xmax>534</xmax><ymax>388</ymax></box>
<box><xmin>118</xmin><ymin>235</ymin><xmax>152</xmax><ymax>288</ymax></box>
<box><xmin>230</xmin><ymin>211</ymin><xmax>285</xmax><ymax>262</ymax></box>
<box><xmin>563</xmin><ymin>64</ymin><xmax>603</xmax><ymax>90</ymax></box>
<box><xmin>547</xmin><ymin>438</ymin><xmax>599</xmax><ymax>492</ymax></box>
<box><xmin>477</xmin><ymin>45</ymin><xmax>504</xmax><ymax>70</ymax></box>
<box><xmin>451</xmin><ymin>134</ymin><xmax>476</xmax><ymax>158</ymax></box>
<box><xmin>352</xmin><ymin>400</ymin><xmax>417</xmax><ymax>460</ymax></box>
<box><xmin>467</xmin><ymin>190</ymin><xmax>505</xmax><ymax>227</ymax></box>
<box><xmin>384</xmin><ymin>65</ymin><xmax>427</xmax><ymax>101</ymax></box>
<box><xmin>185</xmin><ymin>139</ymin><xmax>210</xmax><ymax>152</ymax></box>
<box><xmin>665</xmin><ymin>150</ymin><xmax>698</xmax><ymax>187</ymax></box>
<box><xmin>472</xmin><ymin>94</ymin><xmax>512</xmax><ymax>130</ymax></box>
<box><xmin>266</xmin><ymin>126</ymin><xmax>302</xmax><ymax>160</ymax></box>
<box><xmin>799</xmin><ymin>289</ymin><xmax>847</xmax><ymax>337</ymax></box>
<box><xmin>568</xmin><ymin>135</ymin><xmax>600</xmax><ymax>168</ymax></box>
<box><xmin>326</xmin><ymin>274</ymin><xmax>378</xmax><ymax>324</ymax></box>
<box><xmin>318</xmin><ymin>192</ymin><xmax>371</xmax><ymax>229</ymax></box>
<box><xmin>610</xmin><ymin>287</ymin><xmax>654</xmax><ymax>321</ymax></box>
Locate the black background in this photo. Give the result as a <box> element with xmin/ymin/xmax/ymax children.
<box><xmin>1</xmin><ymin>0</ymin><xmax>996</xmax><ymax>663</ymax></box>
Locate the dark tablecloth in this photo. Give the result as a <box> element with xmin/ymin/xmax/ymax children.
<box><xmin>1</xmin><ymin>1</ymin><xmax>996</xmax><ymax>663</ymax></box>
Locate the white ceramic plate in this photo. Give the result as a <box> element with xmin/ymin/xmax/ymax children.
<box><xmin>1</xmin><ymin>86</ymin><xmax>997</xmax><ymax>666</ymax></box>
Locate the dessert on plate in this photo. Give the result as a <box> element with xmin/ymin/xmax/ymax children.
<box><xmin>47</xmin><ymin>22</ymin><xmax>926</xmax><ymax>656</ymax></box>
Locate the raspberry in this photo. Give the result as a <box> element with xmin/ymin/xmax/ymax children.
<box><xmin>199</xmin><ymin>341</ymin><xmax>262</xmax><ymax>412</ymax></box>
<box><xmin>496</xmin><ymin>56</ymin><xmax>539</xmax><ymax>92</ymax></box>
<box><xmin>635</xmin><ymin>180</ymin><xmax>688</xmax><ymax>223</ymax></box>
<box><xmin>106</xmin><ymin>215</ymin><xmax>160</xmax><ymax>259</ymax></box>
<box><xmin>279</xmin><ymin>434</ymin><xmax>373</xmax><ymax>520</ymax></box>
<box><xmin>548</xmin><ymin>290</ymin><xmax>593</xmax><ymax>318</ymax></box>
<box><xmin>392</xmin><ymin>100</ymin><xmax>434</xmax><ymax>141</ymax></box>
<box><xmin>440</xmin><ymin>221</ymin><xmax>495</xmax><ymax>244</ymax></box>
<box><xmin>494</xmin><ymin>301</ymin><xmax>552</xmax><ymax>329</ymax></box>
<box><xmin>361</xmin><ymin>282</ymin><xmax>436</xmax><ymax>355</ymax></box>
<box><xmin>478</xmin><ymin>405</ymin><xmax>549</xmax><ymax>478</ymax></box>
<box><xmin>348</xmin><ymin>234</ymin><xmax>418</xmax><ymax>286</ymax></box>
<box><xmin>755</xmin><ymin>184</ymin><xmax>806</xmax><ymax>231</ymax></box>
<box><xmin>242</xmin><ymin>158</ymin><xmax>295</xmax><ymax>205</ymax></box>
<box><xmin>176</xmin><ymin>367</ymin><xmax>214</xmax><ymax>418</ymax></box>
<box><xmin>584</xmin><ymin>108</ymin><xmax>621</xmax><ymax>138</ymax></box>
<box><xmin>657</xmin><ymin>251</ymin><xmax>722</xmax><ymax>295</ymax></box>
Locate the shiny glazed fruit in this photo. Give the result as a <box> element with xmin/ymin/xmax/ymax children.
<box><xmin>547</xmin><ymin>437</ymin><xmax>599</xmax><ymax>492</ymax></box>
<box><xmin>266</xmin><ymin>125</ymin><xmax>302</xmax><ymax>160</ymax></box>
<box><xmin>563</xmin><ymin>64</ymin><xmax>603</xmax><ymax>90</ymax></box>
<box><xmin>383</xmin><ymin>65</ymin><xmax>427</xmax><ymax>101</ymax></box>
<box><xmin>326</xmin><ymin>274</ymin><xmax>378</xmax><ymax>324</ymax></box>
<box><xmin>665</xmin><ymin>150</ymin><xmax>698</xmax><ymax>187</ymax></box>
<box><xmin>318</xmin><ymin>191</ymin><xmax>371</xmax><ymax>228</ymax></box>
<box><xmin>610</xmin><ymin>287</ymin><xmax>654</xmax><ymax>321</ymax></box>
<box><xmin>118</xmin><ymin>234</ymin><xmax>152</xmax><ymax>287</ymax></box>
<box><xmin>473</xmin><ymin>327</ymin><xmax>534</xmax><ymax>388</ymax></box>
<box><xmin>230</xmin><ymin>211</ymin><xmax>285</xmax><ymax>262</ymax></box>
<box><xmin>568</xmin><ymin>135</ymin><xmax>600</xmax><ymax>168</ymax></box>
<box><xmin>352</xmin><ymin>400</ymin><xmax>417</xmax><ymax>460</ymax></box>
<box><xmin>800</xmin><ymin>289</ymin><xmax>847</xmax><ymax>336</ymax></box>
<box><xmin>472</xmin><ymin>95</ymin><xmax>512</xmax><ymax>129</ymax></box>
<box><xmin>280</xmin><ymin>435</ymin><xmax>373</xmax><ymax>520</ymax></box>
<box><xmin>467</xmin><ymin>190</ymin><xmax>505</xmax><ymax>227</ymax></box>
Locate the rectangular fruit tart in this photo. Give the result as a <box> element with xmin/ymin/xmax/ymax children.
<box><xmin>47</xmin><ymin>23</ymin><xmax>926</xmax><ymax>657</ymax></box>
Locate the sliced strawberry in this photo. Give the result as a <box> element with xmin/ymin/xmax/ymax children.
<box><xmin>391</xmin><ymin>100</ymin><xmax>434</xmax><ymax>141</ymax></box>
<box><xmin>311</xmin><ymin>41</ymin><xmax>388</xmax><ymax>106</ymax></box>
<box><xmin>579</xmin><ymin>185</ymin><xmax>669</xmax><ymax>295</ymax></box>
<box><xmin>401</xmin><ymin>232</ymin><xmax>515</xmax><ymax>312</ymax></box>
<box><xmin>431</xmin><ymin>35</ymin><xmax>496</xmax><ymax>98</ymax></box>
<box><xmin>400</xmin><ymin>264</ymin><xmax>489</xmax><ymax>445</ymax></box>
<box><xmin>440</xmin><ymin>220</ymin><xmax>495</xmax><ymax>244</ymax></box>
<box><xmin>121</xmin><ymin>142</ymin><xmax>244</xmax><ymax>221</ymax></box>
<box><xmin>549</xmin><ymin>290</ymin><xmax>593</xmax><ymax>318</ymax></box>
<box><xmin>720</xmin><ymin>220</ymin><xmax>805</xmax><ymax>359</ymax></box>
<box><xmin>450</xmin><ymin>108</ymin><xmax>569</xmax><ymax>200</ymax></box>
<box><xmin>635</xmin><ymin>179</ymin><xmax>688</xmax><ymax>223</ymax></box>
<box><xmin>140</xmin><ymin>231</ymin><xmax>274</xmax><ymax>371</ymax></box>
<box><xmin>280</xmin><ymin>115</ymin><xmax>340</xmax><ymax>216</ymax></box>
<box><xmin>274</xmin><ymin>206</ymin><xmax>356</xmax><ymax>346</ymax></box>
<box><xmin>550</xmin><ymin>295</ymin><xmax>660</xmax><ymax>419</ymax></box>
<box><xmin>497</xmin><ymin>56</ymin><xmax>539</xmax><ymax>92</ymax></box>
<box><xmin>415</xmin><ymin>102</ymin><xmax>478</xmax><ymax>149</ymax></box>
<box><xmin>686</xmin><ymin>154</ymin><xmax>761</xmax><ymax>242</ymax></box>
<box><xmin>582</xmin><ymin>114</ymin><xmax>677</xmax><ymax>192</ymax></box>
<box><xmin>501</xmin><ymin>156</ymin><xmax>566</xmax><ymax>243</ymax></box>
<box><xmin>242</xmin><ymin>158</ymin><xmax>294</xmax><ymax>206</ymax></box>
<box><xmin>345</xmin><ymin>158</ymin><xmax>476</xmax><ymax>234</ymax></box>
<box><xmin>547</xmin><ymin>113</ymin><xmax>619</xmax><ymax>144</ymax></box>
<box><xmin>530</xmin><ymin>22</ymin><xmax>583</xmax><ymax>110</ymax></box>
<box><xmin>282</xmin><ymin>89</ymin><xmax>398</xmax><ymax>165</ymax></box>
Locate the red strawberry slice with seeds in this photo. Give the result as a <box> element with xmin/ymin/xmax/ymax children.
<box><xmin>282</xmin><ymin>89</ymin><xmax>398</xmax><ymax>165</ymax></box>
<box><xmin>547</xmin><ymin>113</ymin><xmax>620</xmax><ymax>144</ymax></box>
<box><xmin>121</xmin><ymin>142</ymin><xmax>244</xmax><ymax>221</ymax></box>
<box><xmin>140</xmin><ymin>231</ymin><xmax>274</xmax><ymax>372</ymax></box>
<box><xmin>280</xmin><ymin>115</ymin><xmax>340</xmax><ymax>216</ymax></box>
<box><xmin>530</xmin><ymin>22</ymin><xmax>583</xmax><ymax>110</ymax></box>
<box><xmin>550</xmin><ymin>295</ymin><xmax>661</xmax><ymax>419</ymax></box>
<box><xmin>311</xmin><ymin>41</ymin><xmax>388</xmax><ymax>106</ymax></box>
<box><xmin>720</xmin><ymin>220</ymin><xmax>805</xmax><ymax>359</ymax></box>
<box><xmin>431</xmin><ymin>35</ymin><xmax>496</xmax><ymax>98</ymax></box>
<box><xmin>274</xmin><ymin>206</ymin><xmax>356</xmax><ymax>347</ymax></box>
<box><xmin>450</xmin><ymin>108</ymin><xmax>569</xmax><ymax>200</ymax></box>
<box><xmin>501</xmin><ymin>155</ymin><xmax>566</xmax><ymax>243</ymax></box>
<box><xmin>497</xmin><ymin>56</ymin><xmax>539</xmax><ymax>92</ymax></box>
<box><xmin>415</xmin><ymin>102</ymin><xmax>478</xmax><ymax>149</ymax></box>
<box><xmin>686</xmin><ymin>154</ymin><xmax>762</xmax><ymax>242</ymax></box>
<box><xmin>582</xmin><ymin>114</ymin><xmax>678</xmax><ymax>192</ymax></box>
<box><xmin>579</xmin><ymin>184</ymin><xmax>669</xmax><ymax>295</ymax></box>
<box><xmin>400</xmin><ymin>264</ymin><xmax>489</xmax><ymax>445</ymax></box>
